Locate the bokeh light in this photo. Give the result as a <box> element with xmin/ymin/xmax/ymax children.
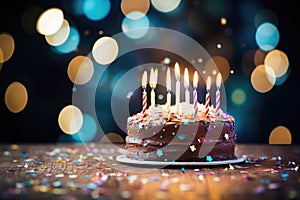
<box><xmin>231</xmin><ymin>89</ymin><xmax>246</xmax><ymax>105</ymax></box>
<box><xmin>58</xmin><ymin>105</ymin><xmax>83</xmax><ymax>134</ymax></box>
<box><xmin>251</xmin><ymin>64</ymin><xmax>276</xmax><ymax>93</ymax></box>
<box><xmin>83</xmin><ymin>0</ymin><xmax>111</xmax><ymax>21</ymax></box>
<box><xmin>45</xmin><ymin>19</ymin><xmax>70</xmax><ymax>46</ymax></box>
<box><xmin>269</xmin><ymin>126</ymin><xmax>292</xmax><ymax>144</ymax></box>
<box><xmin>0</xmin><ymin>49</ymin><xmax>3</xmax><ymax>70</ymax></box>
<box><xmin>71</xmin><ymin>114</ymin><xmax>97</xmax><ymax>142</ymax></box>
<box><xmin>255</xmin><ymin>22</ymin><xmax>279</xmax><ymax>52</ymax></box>
<box><xmin>100</xmin><ymin>132</ymin><xmax>125</xmax><ymax>143</ymax></box>
<box><xmin>5</xmin><ymin>82</ymin><xmax>28</xmax><ymax>113</ymax></box>
<box><xmin>220</xmin><ymin>17</ymin><xmax>227</xmax><ymax>26</ymax></box>
<box><xmin>151</xmin><ymin>0</ymin><xmax>181</xmax><ymax>13</ymax></box>
<box><xmin>121</xmin><ymin>11</ymin><xmax>150</xmax><ymax>39</ymax></box>
<box><xmin>67</xmin><ymin>55</ymin><xmax>94</xmax><ymax>85</ymax></box>
<box><xmin>92</xmin><ymin>36</ymin><xmax>119</xmax><ymax>65</ymax></box>
<box><xmin>162</xmin><ymin>57</ymin><xmax>171</xmax><ymax>65</ymax></box>
<box><xmin>36</xmin><ymin>8</ymin><xmax>64</xmax><ymax>36</ymax></box>
<box><xmin>205</xmin><ymin>56</ymin><xmax>230</xmax><ymax>83</ymax></box>
<box><xmin>54</xmin><ymin>27</ymin><xmax>80</xmax><ymax>54</ymax></box>
<box><xmin>264</xmin><ymin>49</ymin><xmax>289</xmax><ymax>78</ymax></box>
<box><xmin>121</xmin><ymin>0</ymin><xmax>150</xmax><ymax>18</ymax></box>
<box><xmin>0</xmin><ymin>33</ymin><xmax>15</xmax><ymax>63</ymax></box>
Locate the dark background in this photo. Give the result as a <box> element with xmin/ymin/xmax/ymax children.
<box><xmin>0</xmin><ymin>0</ymin><xmax>299</xmax><ymax>144</ymax></box>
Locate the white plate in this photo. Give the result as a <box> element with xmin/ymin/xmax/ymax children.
<box><xmin>116</xmin><ymin>155</ymin><xmax>245</xmax><ymax>166</ymax></box>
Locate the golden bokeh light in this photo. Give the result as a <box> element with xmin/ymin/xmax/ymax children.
<box><xmin>220</xmin><ymin>17</ymin><xmax>227</xmax><ymax>25</ymax></box>
<box><xmin>264</xmin><ymin>49</ymin><xmax>289</xmax><ymax>78</ymax></box>
<box><xmin>269</xmin><ymin>126</ymin><xmax>292</xmax><ymax>144</ymax></box>
<box><xmin>0</xmin><ymin>49</ymin><xmax>3</xmax><ymax>70</ymax></box>
<box><xmin>45</xmin><ymin>19</ymin><xmax>70</xmax><ymax>46</ymax></box>
<box><xmin>5</xmin><ymin>82</ymin><xmax>28</xmax><ymax>113</ymax></box>
<box><xmin>67</xmin><ymin>55</ymin><xmax>94</xmax><ymax>85</ymax></box>
<box><xmin>205</xmin><ymin>56</ymin><xmax>230</xmax><ymax>84</ymax></box>
<box><xmin>58</xmin><ymin>105</ymin><xmax>83</xmax><ymax>134</ymax></box>
<box><xmin>151</xmin><ymin>0</ymin><xmax>181</xmax><ymax>13</ymax></box>
<box><xmin>36</xmin><ymin>8</ymin><xmax>64</xmax><ymax>36</ymax></box>
<box><xmin>100</xmin><ymin>132</ymin><xmax>125</xmax><ymax>143</ymax></box>
<box><xmin>92</xmin><ymin>36</ymin><xmax>119</xmax><ymax>65</ymax></box>
<box><xmin>250</xmin><ymin>64</ymin><xmax>276</xmax><ymax>93</ymax></box>
<box><xmin>0</xmin><ymin>33</ymin><xmax>15</xmax><ymax>63</ymax></box>
<box><xmin>121</xmin><ymin>0</ymin><xmax>150</xmax><ymax>18</ymax></box>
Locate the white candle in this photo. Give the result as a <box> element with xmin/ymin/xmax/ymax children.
<box><xmin>150</xmin><ymin>68</ymin><xmax>158</xmax><ymax>107</ymax></box>
<box><xmin>184</xmin><ymin>67</ymin><xmax>190</xmax><ymax>104</ymax></box>
<box><xmin>141</xmin><ymin>71</ymin><xmax>147</xmax><ymax>117</ymax></box>
<box><xmin>193</xmin><ymin>71</ymin><xmax>198</xmax><ymax>118</ymax></box>
<box><xmin>205</xmin><ymin>76</ymin><xmax>211</xmax><ymax>118</ymax></box>
<box><xmin>215</xmin><ymin>73</ymin><xmax>222</xmax><ymax>116</ymax></box>
<box><xmin>166</xmin><ymin>67</ymin><xmax>171</xmax><ymax>107</ymax></box>
<box><xmin>175</xmin><ymin>62</ymin><xmax>180</xmax><ymax>107</ymax></box>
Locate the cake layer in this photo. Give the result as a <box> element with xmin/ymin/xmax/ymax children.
<box><xmin>125</xmin><ymin>103</ymin><xmax>237</xmax><ymax>162</ymax></box>
<box><xmin>126</xmin><ymin>120</ymin><xmax>236</xmax><ymax>161</ymax></box>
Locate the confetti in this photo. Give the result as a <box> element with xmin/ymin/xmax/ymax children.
<box><xmin>178</xmin><ymin>134</ymin><xmax>186</xmax><ymax>140</ymax></box>
<box><xmin>189</xmin><ymin>145</ymin><xmax>196</xmax><ymax>152</ymax></box>
<box><xmin>206</xmin><ymin>155</ymin><xmax>213</xmax><ymax>162</ymax></box>
<box><xmin>156</xmin><ymin>150</ymin><xmax>164</xmax><ymax>157</ymax></box>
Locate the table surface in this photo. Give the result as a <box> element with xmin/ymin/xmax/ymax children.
<box><xmin>0</xmin><ymin>143</ymin><xmax>299</xmax><ymax>200</ymax></box>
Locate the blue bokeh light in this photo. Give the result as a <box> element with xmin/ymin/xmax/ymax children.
<box><xmin>122</xmin><ymin>12</ymin><xmax>150</xmax><ymax>39</ymax></box>
<box><xmin>255</xmin><ymin>22</ymin><xmax>279</xmax><ymax>51</ymax></box>
<box><xmin>83</xmin><ymin>0</ymin><xmax>111</xmax><ymax>21</ymax></box>
<box><xmin>54</xmin><ymin>27</ymin><xmax>80</xmax><ymax>54</ymax></box>
<box><xmin>71</xmin><ymin>114</ymin><xmax>97</xmax><ymax>142</ymax></box>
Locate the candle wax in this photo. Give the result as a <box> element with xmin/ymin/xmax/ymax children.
<box><xmin>185</xmin><ymin>89</ymin><xmax>190</xmax><ymax>104</ymax></box>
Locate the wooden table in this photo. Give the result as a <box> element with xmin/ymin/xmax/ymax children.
<box><xmin>0</xmin><ymin>143</ymin><xmax>299</xmax><ymax>200</ymax></box>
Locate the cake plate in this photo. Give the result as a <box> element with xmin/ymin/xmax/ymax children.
<box><xmin>116</xmin><ymin>155</ymin><xmax>245</xmax><ymax>167</ymax></box>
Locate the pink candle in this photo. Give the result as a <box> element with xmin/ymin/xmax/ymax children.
<box><xmin>215</xmin><ymin>73</ymin><xmax>222</xmax><ymax>116</ymax></box>
<box><xmin>205</xmin><ymin>76</ymin><xmax>211</xmax><ymax>118</ymax></box>
<box><xmin>193</xmin><ymin>71</ymin><xmax>198</xmax><ymax>117</ymax></box>
<box><xmin>141</xmin><ymin>71</ymin><xmax>147</xmax><ymax>117</ymax></box>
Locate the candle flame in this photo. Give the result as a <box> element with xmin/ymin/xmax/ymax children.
<box><xmin>150</xmin><ymin>67</ymin><xmax>157</xmax><ymax>89</ymax></box>
<box><xmin>175</xmin><ymin>62</ymin><xmax>180</xmax><ymax>80</ymax></box>
<box><xmin>142</xmin><ymin>71</ymin><xmax>147</xmax><ymax>89</ymax></box>
<box><xmin>166</xmin><ymin>67</ymin><xmax>171</xmax><ymax>92</ymax></box>
<box><xmin>184</xmin><ymin>67</ymin><xmax>189</xmax><ymax>88</ymax></box>
<box><xmin>193</xmin><ymin>71</ymin><xmax>198</xmax><ymax>88</ymax></box>
<box><xmin>206</xmin><ymin>76</ymin><xmax>211</xmax><ymax>91</ymax></box>
<box><xmin>216</xmin><ymin>72</ymin><xmax>222</xmax><ymax>89</ymax></box>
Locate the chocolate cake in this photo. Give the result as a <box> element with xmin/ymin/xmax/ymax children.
<box><xmin>125</xmin><ymin>102</ymin><xmax>237</xmax><ymax>162</ymax></box>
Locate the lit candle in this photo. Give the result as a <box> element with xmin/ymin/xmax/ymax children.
<box><xmin>205</xmin><ymin>76</ymin><xmax>211</xmax><ymax>118</ymax></box>
<box><xmin>184</xmin><ymin>67</ymin><xmax>190</xmax><ymax>103</ymax></box>
<box><xmin>166</xmin><ymin>67</ymin><xmax>171</xmax><ymax>107</ymax></box>
<box><xmin>141</xmin><ymin>70</ymin><xmax>147</xmax><ymax>117</ymax></box>
<box><xmin>215</xmin><ymin>72</ymin><xmax>222</xmax><ymax>116</ymax></box>
<box><xmin>175</xmin><ymin>62</ymin><xmax>180</xmax><ymax>107</ymax></box>
<box><xmin>150</xmin><ymin>68</ymin><xmax>158</xmax><ymax>107</ymax></box>
<box><xmin>193</xmin><ymin>71</ymin><xmax>198</xmax><ymax>118</ymax></box>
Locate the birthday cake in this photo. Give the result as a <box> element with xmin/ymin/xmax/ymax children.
<box><xmin>125</xmin><ymin>102</ymin><xmax>237</xmax><ymax>162</ymax></box>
